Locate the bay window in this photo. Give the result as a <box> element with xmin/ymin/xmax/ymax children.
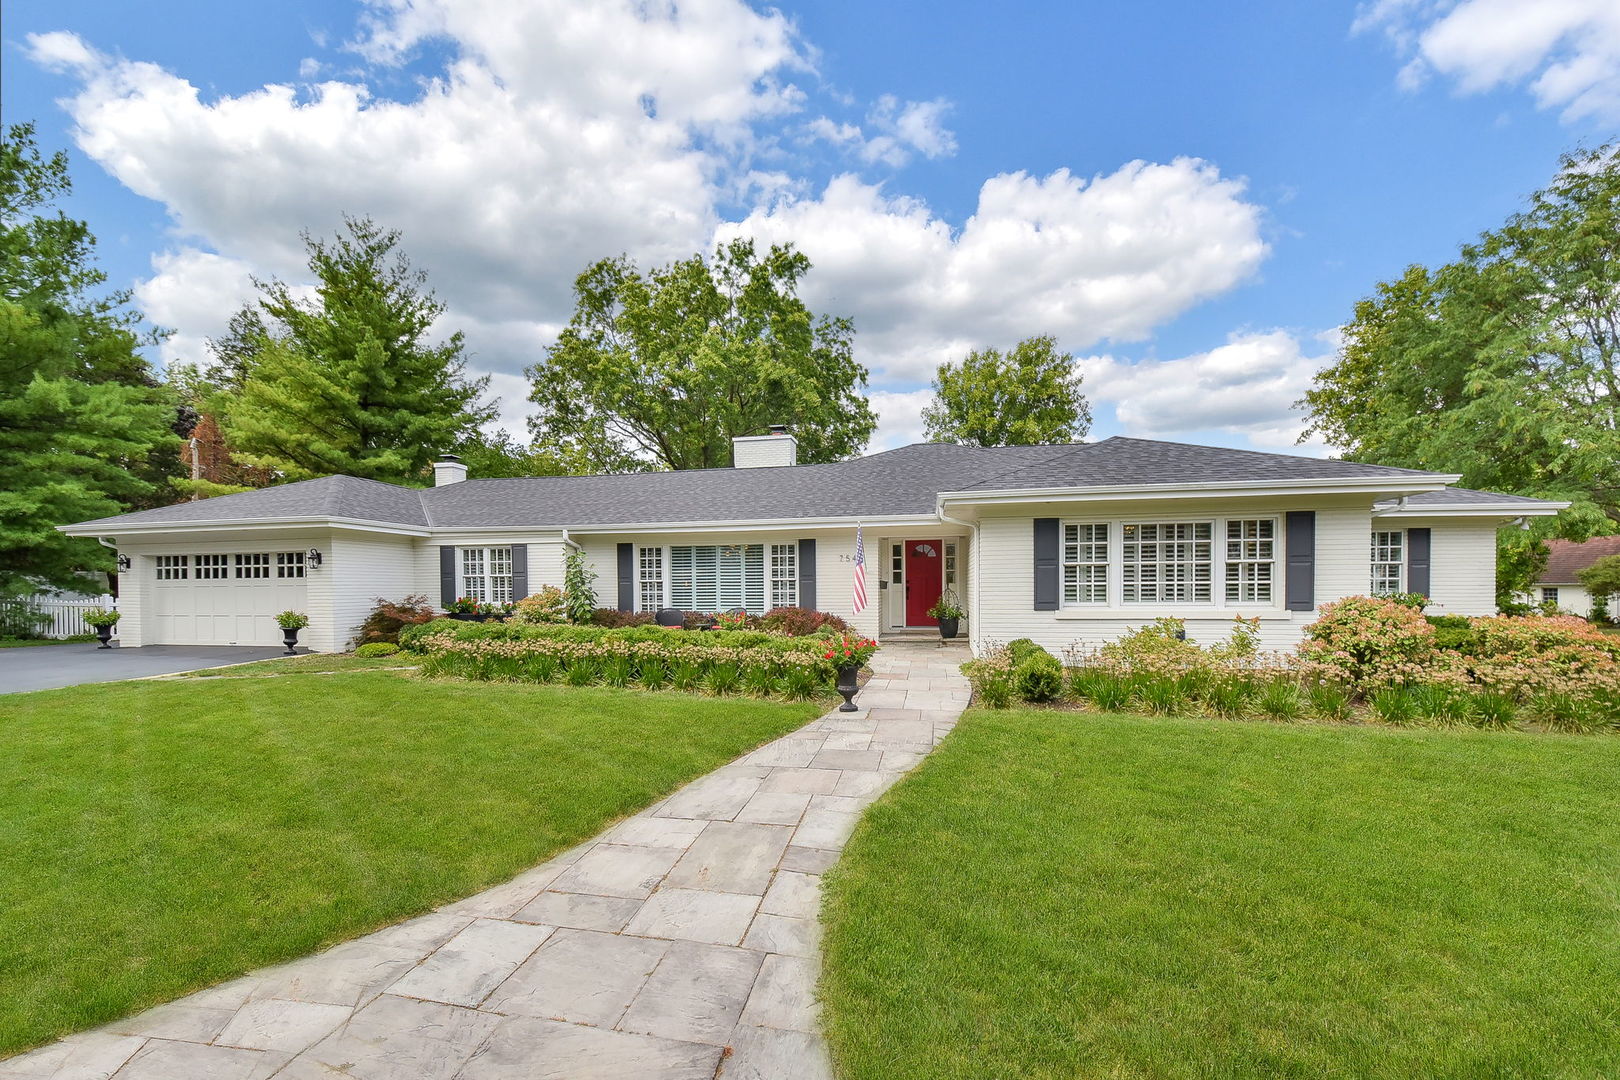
<box><xmin>460</xmin><ymin>546</ymin><xmax>513</xmax><ymax>604</ymax></box>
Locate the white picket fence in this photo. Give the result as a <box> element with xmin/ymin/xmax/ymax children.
<box><xmin>0</xmin><ymin>595</ymin><xmax>118</xmax><ymax>639</ymax></box>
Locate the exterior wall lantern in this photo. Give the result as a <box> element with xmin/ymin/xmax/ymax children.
<box><xmin>116</xmin><ymin>554</ymin><xmax>132</xmax><ymax>572</ymax></box>
<box><xmin>307</xmin><ymin>548</ymin><xmax>324</xmax><ymax>569</ymax></box>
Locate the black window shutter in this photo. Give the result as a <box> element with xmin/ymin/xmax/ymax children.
<box><xmin>1285</xmin><ymin>511</ymin><xmax>1315</xmax><ymax>611</ymax></box>
<box><xmin>510</xmin><ymin>544</ymin><xmax>528</xmax><ymax>600</ymax></box>
<box><xmin>1033</xmin><ymin>518</ymin><xmax>1059</xmax><ymax>611</ymax></box>
<box><xmin>1407</xmin><ymin>527</ymin><xmax>1432</xmax><ymax>598</ymax></box>
<box><xmin>797</xmin><ymin>539</ymin><xmax>817</xmax><ymax>611</ymax></box>
<box><xmin>617</xmin><ymin>543</ymin><xmax>635</xmax><ymax>612</ymax></box>
<box><xmin>439</xmin><ymin>546</ymin><xmax>457</xmax><ymax>608</ymax></box>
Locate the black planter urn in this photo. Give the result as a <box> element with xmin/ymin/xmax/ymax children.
<box><xmin>281</xmin><ymin>627</ymin><xmax>301</xmax><ymax>655</ymax></box>
<box><xmin>835</xmin><ymin>662</ymin><xmax>861</xmax><ymax>713</ymax></box>
<box><xmin>938</xmin><ymin>616</ymin><xmax>960</xmax><ymax>640</ymax></box>
<box><xmin>94</xmin><ymin>625</ymin><xmax>114</xmax><ymax>649</ymax></box>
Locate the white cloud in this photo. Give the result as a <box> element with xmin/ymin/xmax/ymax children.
<box><xmin>28</xmin><ymin>1</ymin><xmax>1270</xmax><ymax>451</ymax></box>
<box><xmin>806</xmin><ymin>94</ymin><xmax>957</xmax><ymax>168</ymax></box>
<box><xmin>1357</xmin><ymin>0</ymin><xmax>1620</xmax><ymax>122</ymax></box>
<box><xmin>868</xmin><ymin>388</ymin><xmax>936</xmax><ymax>451</ymax></box>
<box><xmin>132</xmin><ymin>249</ymin><xmax>258</xmax><ymax>369</ymax></box>
<box><xmin>1084</xmin><ymin>329</ymin><xmax>1335</xmax><ymax>454</ymax></box>
<box><xmin>721</xmin><ymin>162</ymin><xmax>1268</xmax><ymax>382</ymax></box>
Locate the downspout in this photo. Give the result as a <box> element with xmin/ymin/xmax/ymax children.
<box><xmin>935</xmin><ymin>500</ymin><xmax>980</xmax><ymax>656</ymax></box>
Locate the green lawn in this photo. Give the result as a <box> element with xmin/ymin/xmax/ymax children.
<box><xmin>179</xmin><ymin>652</ymin><xmax>414</xmax><ymax>676</ymax></box>
<box><xmin>0</xmin><ymin>671</ymin><xmax>819</xmax><ymax>1057</ymax></box>
<box><xmin>0</xmin><ymin>636</ymin><xmax>94</xmax><ymax>648</ymax></box>
<box><xmin>822</xmin><ymin>708</ymin><xmax>1620</xmax><ymax>1080</ymax></box>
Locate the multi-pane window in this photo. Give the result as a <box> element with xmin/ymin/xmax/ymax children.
<box><xmin>944</xmin><ymin>541</ymin><xmax>959</xmax><ymax>591</ymax></box>
<box><xmin>891</xmin><ymin>543</ymin><xmax>904</xmax><ymax>585</ymax></box>
<box><xmin>194</xmin><ymin>554</ymin><xmax>229</xmax><ymax>580</ymax></box>
<box><xmin>156</xmin><ymin>555</ymin><xmax>188</xmax><ymax>580</ymax></box>
<box><xmin>1224</xmin><ymin>519</ymin><xmax>1275</xmax><ymax>604</ymax></box>
<box><xmin>769</xmin><ymin>543</ymin><xmax>798</xmax><ymax>609</ymax></box>
<box><xmin>277</xmin><ymin>551</ymin><xmax>306</xmax><ymax>579</ymax></box>
<box><xmin>460</xmin><ymin>546</ymin><xmax>513</xmax><ymax>604</ymax></box>
<box><xmin>1542</xmin><ymin>587</ymin><xmax>1560</xmax><ymax>606</ymax></box>
<box><xmin>1062</xmin><ymin>523</ymin><xmax>1109</xmax><ymax>605</ymax></box>
<box><xmin>1121</xmin><ymin>522</ymin><xmax>1213</xmax><ymax>603</ymax></box>
<box><xmin>639</xmin><ymin>546</ymin><xmax>665</xmax><ymax>611</ymax></box>
<box><xmin>1371</xmin><ymin>531</ymin><xmax>1404</xmax><ymax>595</ymax></box>
<box><xmin>235</xmin><ymin>553</ymin><xmax>271</xmax><ymax>579</ymax></box>
<box><xmin>668</xmin><ymin>544</ymin><xmax>767</xmax><ymax>614</ymax></box>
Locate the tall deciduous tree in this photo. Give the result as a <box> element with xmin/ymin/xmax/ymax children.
<box><xmin>217</xmin><ymin>217</ymin><xmax>492</xmax><ymax>485</ymax></box>
<box><xmin>528</xmin><ymin>240</ymin><xmax>877</xmax><ymax>471</ymax></box>
<box><xmin>0</xmin><ymin>123</ymin><xmax>174</xmax><ymax>595</ymax></box>
<box><xmin>1300</xmin><ymin>145</ymin><xmax>1620</xmax><ymax>602</ymax></box>
<box><xmin>922</xmin><ymin>335</ymin><xmax>1091</xmax><ymax>446</ymax></box>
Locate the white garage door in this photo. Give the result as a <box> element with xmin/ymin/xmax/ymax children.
<box><xmin>149</xmin><ymin>551</ymin><xmax>308</xmax><ymax>646</ymax></box>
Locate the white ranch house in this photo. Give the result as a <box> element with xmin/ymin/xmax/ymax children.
<box><xmin>61</xmin><ymin>432</ymin><xmax>1563</xmax><ymax>654</ymax></box>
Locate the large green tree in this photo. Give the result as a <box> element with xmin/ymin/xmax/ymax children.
<box><xmin>528</xmin><ymin>239</ymin><xmax>877</xmax><ymax>471</ymax></box>
<box><xmin>0</xmin><ymin>123</ymin><xmax>174</xmax><ymax>595</ymax></box>
<box><xmin>217</xmin><ymin>217</ymin><xmax>492</xmax><ymax>485</ymax></box>
<box><xmin>1300</xmin><ymin>145</ymin><xmax>1620</xmax><ymax>601</ymax></box>
<box><xmin>922</xmin><ymin>335</ymin><xmax>1091</xmax><ymax>446</ymax></box>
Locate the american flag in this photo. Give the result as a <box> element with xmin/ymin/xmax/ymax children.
<box><xmin>851</xmin><ymin>524</ymin><xmax>867</xmax><ymax>614</ymax></box>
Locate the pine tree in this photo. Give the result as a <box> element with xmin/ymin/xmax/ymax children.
<box><xmin>218</xmin><ymin>216</ymin><xmax>493</xmax><ymax>485</ymax></box>
<box><xmin>0</xmin><ymin>123</ymin><xmax>174</xmax><ymax>595</ymax></box>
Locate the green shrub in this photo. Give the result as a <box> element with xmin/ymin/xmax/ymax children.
<box><xmin>705</xmin><ymin>661</ymin><xmax>742</xmax><ymax>696</ymax></box>
<box><xmin>1207</xmin><ymin>677</ymin><xmax>1257</xmax><ymax>719</ymax></box>
<box><xmin>590</xmin><ymin>608</ymin><xmax>655</xmax><ymax>628</ymax></box>
<box><xmin>1470</xmin><ymin>691</ymin><xmax>1519</xmax><ymax>730</ymax></box>
<box><xmin>354</xmin><ymin>642</ymin><xmax>400</xmax><ymax>658</ymax></box>
<box><xmin>1304</xmin><ymin>681</ymin><xmax>1352</xmax><ymax>722</ymax></box>
<box><xmin>1370</xmin><ymin>687</ymin><xmax>1417</xmax><ymax>726</ymax></box>
<box><xmin>563</xmin><ymin>548</ymin><xmax>599</xmax><ymax>624</ymax></box>
<box><xmin>529</xmin><ymin>654</ymin><xmax>561</xmax><ymax>683</ymax></box>
<box><xmin>1135</xmin><ymin>675</ymin><xmax>1188</xmax><ymax>716</ymax></box>
<box><xmin>511</xmin><ymin>586</ymin><xmax>569</xmax><ymax>625</ymax></box>
<box><xmin>564</xmin><ymin>658</ymin><xmax>599</xmax><ymax>686</ymax></box>
<box><xmin>600</xmin><ymin>654</ymin><xmax>633</xmax><ymax>688</ymax></box>
<box><xmin>637</xmin><ymin>657</ymin><xmax>668</xmax><ymax>690</ymax></box>
<box><xmin>1013</xmin><ymin>653</ymin><xmax>1064</xmax><ymax>703</ymax></box>
<box><xmin>1085</xmin><ymin>673</ymin><xmax>1133</xmax><ymax>713</ymax></box>
<box><xmin>671</xmin><ymin>660</ymin><xmax>704</xmax><ymax>692</ymax></box>
<box><xmin>1529</xmin><ymin>693</ymin><xmax>1609</xmax><ymax>734</ymax></box>
<box><xmin>741</xmin><ymin>662</ymin><xmax>777</xmax><ymax>697</ymax></box>
<box><xmin>1411</xmin><ymin>683</ymin><xmax>1470</xmax><ymax>725</ymax></box>
<box><xmin>1426</xmin><ymin>614</ymin><xmax>1483</xmax><ymax>654</ymax></box>
<box><xmin>782</xmin><ymin>664</ymin><xmax>822</xmax><ymax>701</ymax></box>
<box><xmin>1005</xmin><ymin>639</ymin><xmax>1047</xmax><ymax>662</ymax></box>
<box><xmin>1257</xmin><ymin>679</ymin><xmax>1304</xmax><ymax>722</ymax></box>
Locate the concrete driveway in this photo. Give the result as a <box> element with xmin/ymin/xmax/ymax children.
<box><xmin>0</xmin><ymin>643</ymin><xmax>292</xmax><ymax>695</ymax></box>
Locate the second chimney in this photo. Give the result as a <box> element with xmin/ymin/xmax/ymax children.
<box><xmin>433</xmin><ymin>454</ymin><xmax>469</xmax><ymax>486</ymax></box>
<box><xmin>732</xmin><ymin>425</ymin><xmax>797</xmax><ymax>468</ymax></box>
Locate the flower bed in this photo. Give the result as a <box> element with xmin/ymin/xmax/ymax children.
<box><xmin>402</xmin><ymin>618</ymin><xmax>850</xmax><ymax>700</ymax></box>
<box><xmin>961</xmin><ymin>600</ymin><xmax>1620</xmax><ymax>734</ymax></box>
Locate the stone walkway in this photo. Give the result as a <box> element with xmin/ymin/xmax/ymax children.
<box><xmin>3</xmin><ymin>641</ymin><xmax>970</xmax><ymax>1080</ymax></box>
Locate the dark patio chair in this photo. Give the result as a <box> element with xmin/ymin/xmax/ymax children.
<box><xmin>655</xmin><ymin>608</ymin><xmax>686</xmax><ymax>628</ymax></box>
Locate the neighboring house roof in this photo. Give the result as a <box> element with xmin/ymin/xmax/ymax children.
<box><xmin>60</xmin><ymin>436</ymin><xmax>1559</xmax><ymax>534</ymax></box>
<box><xmin>1539</xmin><ymin>536</ymin><xmax>1620</xmax><ymax>585</ymax></box>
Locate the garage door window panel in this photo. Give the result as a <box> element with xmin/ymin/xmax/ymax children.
<box><xmin>195</xmin><ymin>554</ymin><xmax>229</xmax><ymax>580</ymax></box>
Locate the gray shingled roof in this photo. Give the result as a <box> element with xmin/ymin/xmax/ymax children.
<box><xmin>1375</xmin><ymin>488</ymin><xmax>1558</xmax><ymax>508</ymax></box>
<box><xmin>69</xmin><ymin>437</ymin><xmax>1477</xmax><ymax>532</ymax></box>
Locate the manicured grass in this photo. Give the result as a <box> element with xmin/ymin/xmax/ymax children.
<box><xmin>179</xmin><ymin>652</ymin><xmax>415</xmax><ymax>676</ymax></box>
<box><xmin>0</xmin><ymin>637</ymin><xmax>93</xmax><ymax>648</ymax></box>
<box><xmin>0</xmin><ymin>671</ymin><xmax>819</xmax><ymax>1056</ymax></box>
<box><xmin>822</xmin><ymin>708</ymin><xmax>1620</xmax><ymax>1080</ymax></box>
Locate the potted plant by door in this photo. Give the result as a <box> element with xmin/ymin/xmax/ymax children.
<box><xmin>82</xmin><ymin>606</ymin><xmax>121</xmax><ymax>649</ymax></box>
<box><xmin>927</xmin><ymin>592</ymin><xmax>964</xmax><ymax>640</ymax></box>
<box><xmin>822</xmin><ymin>634</ymin><xmax>880</xmax><ymax>712</ymax></box>
<box><xmin>275</xmin><ymin>610</ymin><xmax>310</xmax><ymax>655</ymax></box>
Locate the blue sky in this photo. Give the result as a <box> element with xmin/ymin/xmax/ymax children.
<box><xmin>6</xmin><ymin>0</ymin><xmax>1617</xmax><ymax>454</ymax></box>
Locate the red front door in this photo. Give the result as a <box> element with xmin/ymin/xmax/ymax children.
<box><xmin>904</xmin><ymin>540</ymin><xmax>943</xmax><ymax>626</ymax></box>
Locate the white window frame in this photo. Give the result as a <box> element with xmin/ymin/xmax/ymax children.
<box><xmin>1062</xmin><ymin>523</ymin><xmax>1110</xmax><ymax>606</ymax></box>
<box><xmin>1122</xmin><ymin>520</ymin><xmax>1214</xmax><ymax>604</ymax></box>
<box><xmin>646</xmin><ymin>542</ymin><xmax>784</xmax><ymax>615</ymax></box>
<box><xmin>1542</xmin><ymin>586</ymin><xmax>1560</xmax><ymax>606</ymax></box>
<box><xmin>1371</xmin><ymin>531</ymin><xmax>1404</xmax><ymax>595</ymax></box>
<box><xmin>1224</xmin><ymin>519</ymin><xmax>1276</xmax><ymax>605</ymax></box>
<box><xmin>277</xmin><ymin>551</ymin><xmax>306</xmax><ymax>579</ymax></box>
<box><xmin>768</xmin><ymin>543</ymin><xmax>798</xmax><ymax>609</ymax></box>
<box><xmin>155</xmin><ymin>555</ymin><xmax>188</xmax><ymax>580</ymax></box>
<box><xmin>194</xmin><ymin>553</ymin><xmax>229</xmax><ymax>580</ymax></box>
<box><xmin>460</xmin><ymin>546</ymin><xmax>514</xmax><ymax>604</ymax></box>
<box><xmin>638</xmin><ymin>546</ymin><xmax>665</xmax><ymax>612</ymax></box>
<box><xmin>1058</xmin><ymin>516</ymin><xmax>1282</xmax><ymax>610</ymax></box>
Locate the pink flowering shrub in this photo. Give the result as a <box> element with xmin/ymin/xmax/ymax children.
<box><xmin>1298</xmin><ymin>596</ymin><xmax>1437</xmax><ymax>689</ymax></box>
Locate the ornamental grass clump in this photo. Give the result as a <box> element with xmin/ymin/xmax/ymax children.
<box><xmin>1257</xmin><ymin>678</ymin><xmax>1304</xmax><ymax>722</ymax></box>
